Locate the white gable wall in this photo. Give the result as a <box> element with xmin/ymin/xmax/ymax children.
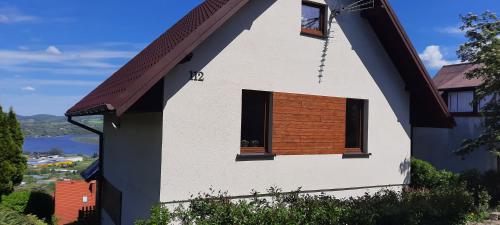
<box><xmin>160</xmin><ymin>0</ymin><xmax>411</xmax><ymax>203</ymax></box>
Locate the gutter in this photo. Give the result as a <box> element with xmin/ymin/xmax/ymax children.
<box><xmin>67</xmin><ymin>116</ymin><xmax>103</xmax><ymax>223</ymax></box>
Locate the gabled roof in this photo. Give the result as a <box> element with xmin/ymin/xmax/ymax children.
<box><xmin>66</xmin><ymin>0</ymin><xmax>250</xmax><ymax>116</ymax></box>
<box><xmin>66</xmin><ymin>0</ymin><xmax>454</xmax><ymax>128</ymax></box>
<box><xmin>433</xmin><ymin>63</ymin><xmax>483</xmax><ymax>90</ymax></box>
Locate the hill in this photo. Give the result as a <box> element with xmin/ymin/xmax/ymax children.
<box><xmin>17</xmin><ymin>114</ymin><xmax>103</xmax><ymax>138</ymax></box>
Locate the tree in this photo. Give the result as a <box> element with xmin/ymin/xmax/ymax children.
<box><xmin>7</xmin><ymin>108</ymin><xmax>26</xmax><ymax>185</ymax></box>
<box><xmin>8</xmin><ymin>107</ymin><xmax>24</xmax><ymax>149</ymax></box>
<box><xmin>0</xmin><ymin>106</ymin><xmax>27</xmax><ymax>196</ymax></box>
<box><xmin>456</xmin><ymin>11</ymin><xmax>499</xmax><ymax>156</ymax></box>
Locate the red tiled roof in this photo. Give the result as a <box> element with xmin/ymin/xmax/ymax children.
<box><xmin>66</xmin><ymin>0</ymin><xmax>453</xmax><ymax>127</ymax></box>
<box><xmin>54</xmin><ymin>180</ymin><xmax>96</xmax><ymax>225</ymax></box>
<box><xmin>66</xmin><ymin>0</ymin><xmax>250</xmax><ymax>116</ymax></box>
<box><xmin>433</xmin><ymin>63</ymin><xmax>483</xmax><ymax>90</ymax></box>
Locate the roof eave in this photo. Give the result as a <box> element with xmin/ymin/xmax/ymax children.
<box><xmin>65</xmin><ymin>104</ymin><xmax>115</xmax><ymax>117</ymax></box>
<box><xmin>362</xmin><ymin>0</ymin><xmax>454</xmax><ymax>128</ymax></box>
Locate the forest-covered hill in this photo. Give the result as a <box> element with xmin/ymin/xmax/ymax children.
<box><xmin>17</xmin><ymin>114</ymin><xmax>102</xmax><ymax>137</ymax></box>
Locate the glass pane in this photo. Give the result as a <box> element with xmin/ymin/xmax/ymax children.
<box><xmin>448</xmin><ymin>92</ymin><xmax>458</xmax><ymax>112</ymax></box>
<box><xmin>302</xmin><ymin>4</ymin><xmax>321</xmax><ymax>31</ymax></box>
<box><xmin>479</xmin><ymin>94</ymin><xmax>495</xmax><ymax>112</ymax></box>
<box><xmin>457</xmin><ymin>91</ymin><xmax>474</xmax><ymax>112</ymax></box>
<box><xmin>241</xmin><ymin>90</ymin><xmax>268</xmax><ymax>148</ymax></box>
<box><xmin>346</xmin><ymin>99</ymin><xmax>364</xmax><ymax>149</ymax></box>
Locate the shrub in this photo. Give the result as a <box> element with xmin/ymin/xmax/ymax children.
<box><xmin>0</xmin><ymin>191</ymin><xmax>30</xmax><ymax>213</ymax></box>
<box><xmin>0</xmin><ymin>191</ymin><xmax>54</xmax><ymax>222</ymax></box>
<box><xmin>137</xmin><ymin>187</ymin><xmax>476</xmax><ymax>225</ymax></box>
<box><xmin>403</xmin><ymin>186</ymin><xmax>475</xmax><ymax>225</ymax></box>
<box><xmin>410</xmin><ymin>158</ymin><xmax>459</xmax><ymax>189</ymax></box>
<box><xmin>0</xmin><ymin>205</ymin><xmax>47</xmax><ymax>225</ymax></box>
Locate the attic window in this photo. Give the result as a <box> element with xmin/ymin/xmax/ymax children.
<box><xmin>301</xmin><ymin>1</ymin><xmax>327</xmax><ymax>37</ymax></box>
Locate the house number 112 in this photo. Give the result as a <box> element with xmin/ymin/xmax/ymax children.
<box><xmin>189</xmin><ymin>71</ymin><xmax>204</xmax><ymax>81</ymax></box>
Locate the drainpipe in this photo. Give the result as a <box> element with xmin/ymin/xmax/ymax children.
<box><xmin>67</xmin><ymin>116</ymin><xmax>103</xmax><ymax>224</ymax></box>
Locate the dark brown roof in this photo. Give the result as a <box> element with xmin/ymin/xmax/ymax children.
<box><xmin>67</xmin><ymin>0</ymin><xmax>454</xmax><ymax>128</ymax></box>
<box><xmin>66</xmin><ymin>0</ymin><xmax>250</xmax><ymax>116</ymax></box>
<box><xmin>433</xmin><ymin>63</ymin><xmax>483</xmax><ymax>90</ymax></box>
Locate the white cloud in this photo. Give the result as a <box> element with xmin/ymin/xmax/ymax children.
<box><xmin>419</xmin><ymin>45</ymin><xmax>460</xmax><ymax>69</ymax></box>
<box><xmin>1</xmin><ymin>78</ymin><xmax>100</xmax><ymax>87</ymax></box>
<box><xmin>0</xmin><ymin>94</ymin><xmax>83</xmax><ymax>116</ymax></box>
<box><xmin>0</xmin><ymin>7</ymin><xmax>39</xmax><ymax>24</ymax></box>
<box><xmin>21</xmin><ymin>86</ymin><xmax>35</xmax><ymax>91</ymax></box>
<box><xmin>46</xmin><ymin>45</ymin><xmax>62</xmax><ymax>55</ymax></box>
<box><xmin>436</xmin><ymin>26</ymin><xmax>464</xmax><ymax>35</ymax></box>
<box><xmin>0</xmin><ymin>45</ymin><xmax>137</xmax><ymax>76</ymax></box>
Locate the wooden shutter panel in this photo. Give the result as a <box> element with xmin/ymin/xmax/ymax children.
<box><xmin>271</xmin><ymin>92</ymin><xmax>347</xmax><ymax>155</ymax></box>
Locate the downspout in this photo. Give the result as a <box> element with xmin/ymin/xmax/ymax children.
<box><xmin>67</xmin><ymin>116</ymin><xmax>103</xmax><ymax>223</ymax></box>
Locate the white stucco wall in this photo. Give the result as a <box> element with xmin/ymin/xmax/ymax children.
<box><xmin>102</xmin><ymin>113</ymin><xmax>163</xmax><ymax>225</ymax></box>
<box><xmin>414</xmin><ymin>116</ymin><xmax>498</xmax><ymax>173</ymax></box>
<box><xmin>159</xmin><ymin>0</ymin><xmax>411</xmax><ymax>203</ymax></box>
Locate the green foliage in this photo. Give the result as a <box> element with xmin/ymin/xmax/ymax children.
<box><xmin>0</xmin><ymin>191</ymin><xmax>30</xmax><ymax>214</ymax></box>
<box><xmin>0</xmin><ymin>205</ymin><xmax>47</xmax><ymax>225</ymax></box>
<box><xmin>137</xmin><ymin>186</ymin><xmax>476</xmax><ymax>225</ymax></box>
<box><xmin>1</xmin><ymin>191</ymin><xmax>54</xmax><ymax>222</ymax></box>
<box><xmin>410</xmin><ymin>158</ymin><xmax>459</xmax><ymax>189</ymax></box>
<box><xmin>460</xmin><ymin>169</ymin><xmax>500</xmax><ymax>208</ymax></box>
<box><xmin>0</xmin><ymin>106</ymin><xmax>26</xmax><ymax>196</ymax></box>
<box><xmin>456</xmin><ymin>11</ymin><xmax>500</xmax><ymax>155</ymax></box>
<box><xmin>17</xmin><ymin>114</ymin><xmax>102</xmax><ymax>138</ymax></box>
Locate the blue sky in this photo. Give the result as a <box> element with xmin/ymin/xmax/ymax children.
<box><xmin>0</xmin><ymin>0</ymin><xmax>498</xmax><ymax>116</ymax></box>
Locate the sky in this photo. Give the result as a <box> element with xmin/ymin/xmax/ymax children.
<box><xmin>0</xmin><ymin>0</ymin><xmax>498</xmax><ymax>116</ymax></box>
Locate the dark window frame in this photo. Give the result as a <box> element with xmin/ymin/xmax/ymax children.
<box><xmin>301</xmin><ymin>1</ymin><xmax>328</xmax><ymax>38</ymax></box>
<box><xmin>345</xmin><ymin>99</ymin><xmax>366</xmax><ymax>152</ymax></box>
<box><xmin>240</xmin><ymin>90</ymin><xmax>272</xmax><ymax>155</ymax></box>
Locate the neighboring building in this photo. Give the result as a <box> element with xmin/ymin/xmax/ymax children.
<box><xmin>414</xmin><ymin>63</ymin><xmax>499</xmax><ymax>173</ymax></box>
<box><xmin>54</xmin><ymin>180</ymin><xmax>96</xmax><ymax>225</ymax></box>
<box><xmin>66</xmin><ymin>0</ymin><xmax>453</xmax><ymax>224</ymax></box>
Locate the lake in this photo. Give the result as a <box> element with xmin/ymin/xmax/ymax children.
<box><xmin>23</xmin><ymin>135</ymin><xmax>98</xmax><ymax>156</ymax></box>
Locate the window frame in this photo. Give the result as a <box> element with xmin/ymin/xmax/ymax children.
<box><xmin>301</xmin><ymin>0</ymin><xmax>328</xmax><ymax>38</ymax></box>
<box><xmin>345</xmin><ymin>98</ymin><xmax>366</xmax><ymax>153</ymax></box>
<box><xmin>239</xmin><ymin>90</ymin><xmax>272</xmax><ymax>155</ymax></box>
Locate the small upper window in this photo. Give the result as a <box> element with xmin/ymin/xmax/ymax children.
<box><xmin>301</xmin><ymin>1</ymin><xmax>327</xmax><ymax>37</ymax></box>
<box><xmin>447</xmin><ymin>91</ymin><xmax>474</xmax><ymax>113</ymax></box>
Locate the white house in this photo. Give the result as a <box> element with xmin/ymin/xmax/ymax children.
<box><xmin>66</xmin><ymin>0</ymin><xmax>453</xmax><ymax>224</ymax></box>
<box><xmin>414</xmin><ymin>63</ymin><xmax>499</xmax><ymax>173</ymax></box>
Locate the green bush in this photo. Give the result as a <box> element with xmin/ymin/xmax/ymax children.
<box><xmin>0</xmin><ymin>205</ymin><xmax>47</xmax><ymax>225</ymax></box>
<box><xmin>136</xmin><ymin>187</ymin><xmax>475</xmax><ymax>225</ymax></box>
<box><xmin>0</xmin><ymin>191</ymin><xmax>30</xmax><ymax>213</ymax></box>
<box><xmin>0</xmin><ymin>191</ymin><xmax>54</xmax><ymax>222</ymax></box>
<box><xmin>460</xmin><ymin>169</ymin><xmax>500</xmax><ymax>208</ymax></box>
<box><xmin>410</xmin><ymin>158</ymin><xmax>459</xmax><ymax>189</ymax></box>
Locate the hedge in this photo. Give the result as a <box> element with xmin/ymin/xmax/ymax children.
<box><xmin>136</xmin><ymin>158</ymin><xmax>498</xmax><ymax>225</ymax></box>
<box><xmin>136</xmin><ymin>186</ymin><xmax>475</xmax><ymax>225</ymax></box>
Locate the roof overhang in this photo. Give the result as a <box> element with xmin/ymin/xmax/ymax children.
<box><xmin>362</xmin><ymin>0</ymin><xmax>455</xmax><ymax>128</ymax></box>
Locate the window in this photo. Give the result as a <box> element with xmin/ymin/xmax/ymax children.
<box><xmin>479</xmin><ymin>94</ymin><xmax>498</xmax><ymax>112</ymax></box>
<box><xmin>345</xmin><ymin>99</ymin><xmax>365</xmax><ymax>151</ymax></box>
<box><xmin>447</xmin><ymin>91</ymin><xmax>474</xmax><ymax>113</ymax></box>
<box><xmin>301</xmin><ymin>1</ymin><xmax>327</xmax><ymax>37</ymax></box>
<box><xmin>240</xmin><ymin>90</ymin><xmax>270</xmax><ymax>154</ymax></box>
